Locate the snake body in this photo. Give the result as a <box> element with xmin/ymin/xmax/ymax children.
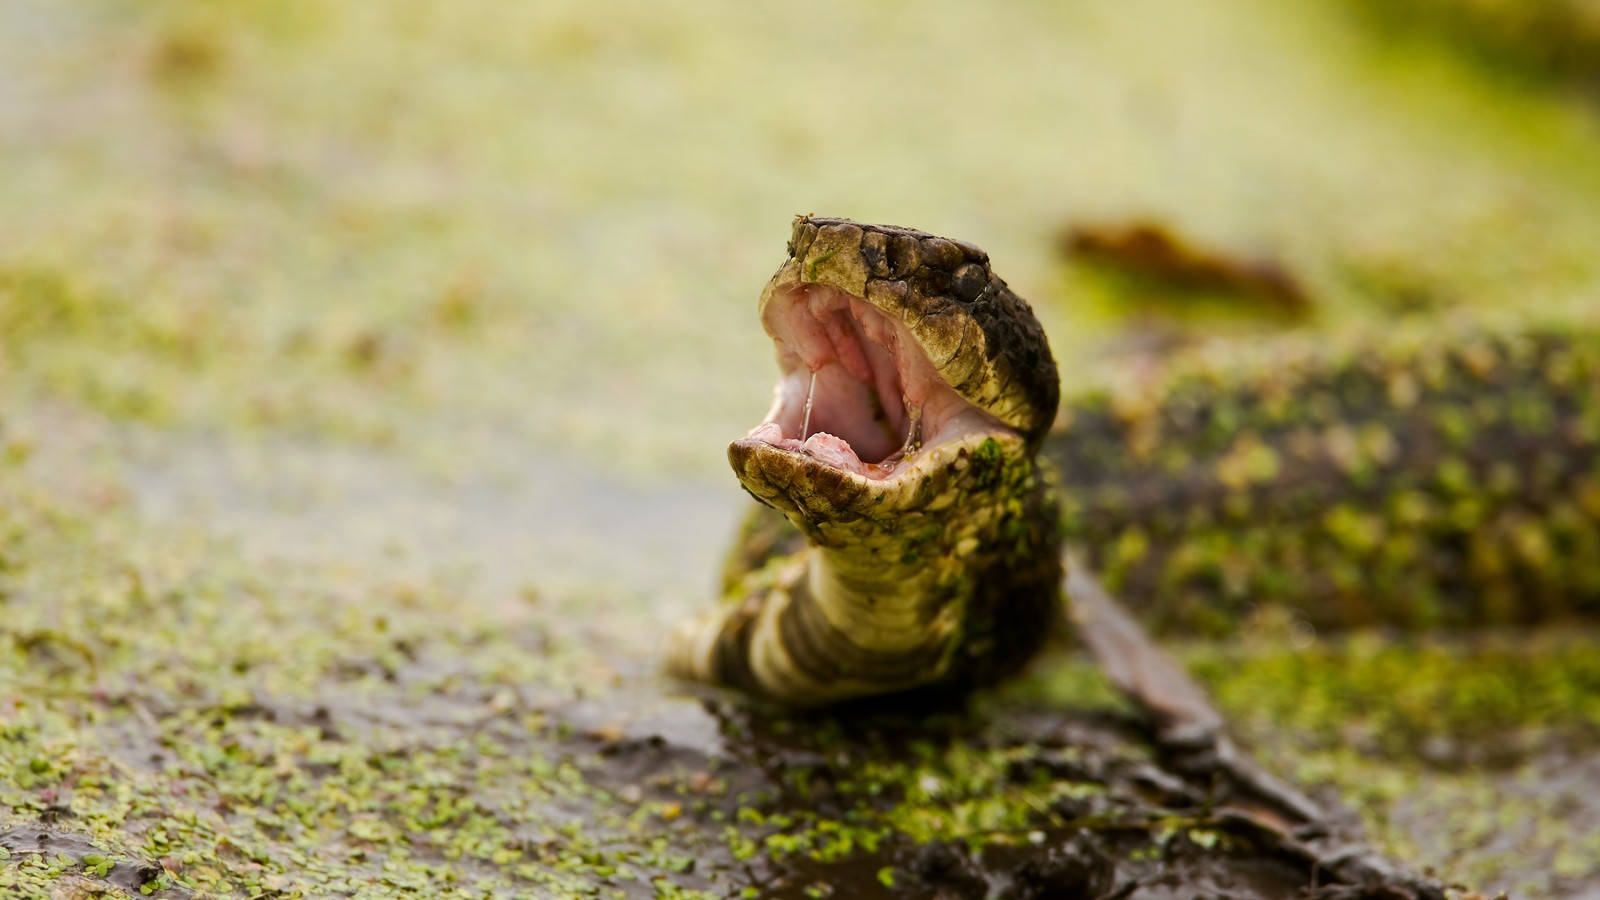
<box><xmin>669</xmin><ymin>216</ymin><xmax>1600</xmax><ymax>706</ymax></box>
<box><xmin>1051</xmin><ymin>324</ymin><xmax>1600</xmax><ymax>635</ymax></box>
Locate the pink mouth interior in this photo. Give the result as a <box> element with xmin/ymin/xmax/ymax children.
<box><xmin>744</xmin><ymin>284</ymin><xmax>977</xmax><ymax>479</ymax></box>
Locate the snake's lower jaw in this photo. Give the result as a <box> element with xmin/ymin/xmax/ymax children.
<box><xmin>727</xmin><ymin>437</ymin><xmax>868</xmax><ymax>523</ymax></box>
<box><xmin>729</xmin><ymin>425</ymin><xmax>1028</xmax><ymax>527</ymax></box>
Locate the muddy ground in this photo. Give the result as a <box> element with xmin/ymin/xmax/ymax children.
<box><xmin>4</xmin><ymin>1</ymin><xmax>1600</xmax><ymax>897</ymax></box>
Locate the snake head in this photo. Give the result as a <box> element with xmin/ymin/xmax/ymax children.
<box><xmin>770</xmin><ymin>216</ymin><xmax>1058</xmax><ymax>444</ymax></box>
<box><xmin>729</xmin><ymin>217</ymin><xmax>1057</xmax><ymax>536</ymax></box>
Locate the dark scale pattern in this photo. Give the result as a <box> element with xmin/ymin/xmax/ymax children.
<box><xmin>1046</xmin><ymin>324</ymin><xmax>1600</xmax><ymax>635</ymax></box>
<box><xmin>782</xmin><ymin>216</ymin><xmax>1061</xmax><ymax>447</ymax></box>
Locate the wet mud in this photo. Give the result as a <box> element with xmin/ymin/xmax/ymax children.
<box><xmin>480</xmin><ymin>688</ymin><xmax>1448</xmax><ymax>898</ymax></box>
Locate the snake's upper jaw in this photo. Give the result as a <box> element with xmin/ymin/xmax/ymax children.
<box><xmin>729</xmin><ymin>282</ymin><xmax>1020</xmax><ymax>518</ymax></box>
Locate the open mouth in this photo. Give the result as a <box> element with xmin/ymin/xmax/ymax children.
<box><xmin>737</xmin><ymin>283</ymin><xmax>1007</xmax><ymax>480</ymax></box>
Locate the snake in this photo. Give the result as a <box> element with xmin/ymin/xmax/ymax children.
<box><xmin>667</xmin><ymin>215</ymin><xmax>1600</xmax><ymax>706</ymax></box>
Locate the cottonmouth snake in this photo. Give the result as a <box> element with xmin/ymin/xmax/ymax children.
<box><xmin>668</xmin><ymin>215</ymin><xmax>1600</xmax><ymax>706</ymax></box>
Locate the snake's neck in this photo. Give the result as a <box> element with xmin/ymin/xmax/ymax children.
<box><xmin>791</xmin><ymin>439</ymin><xmax>1061</xmax><ymax>660</ymax></box>
<box><xmin>803</xmin><ymin>522</ymin><xmax>972</xmax><ymax>654</ymax></box>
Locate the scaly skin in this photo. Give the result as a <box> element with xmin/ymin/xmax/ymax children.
<box><xmin>667</xmin><ymin>217</ymin><xmax>1064</xmax><ymax>706</ymax></box>
<box><xmin>1050</xmin><ymin>323</ymin><xmax>1600</xmax><ymax>635</ymax></box>
<box><xmin>677</xmin><ymin>431</ymin><xmax>1063</xmax><ymax>705</ymax></box>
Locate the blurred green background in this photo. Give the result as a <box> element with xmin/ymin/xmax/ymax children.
<box><xmin>2</xmin><ymin>0</ymin><xmax>1599</xmax><ymax>896</ymax></box>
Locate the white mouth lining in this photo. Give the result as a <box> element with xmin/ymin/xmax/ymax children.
<box><xmin>745</xmin><ymin>284</ymin><xmax>1006</xmax><ymax>481</ymax></box>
